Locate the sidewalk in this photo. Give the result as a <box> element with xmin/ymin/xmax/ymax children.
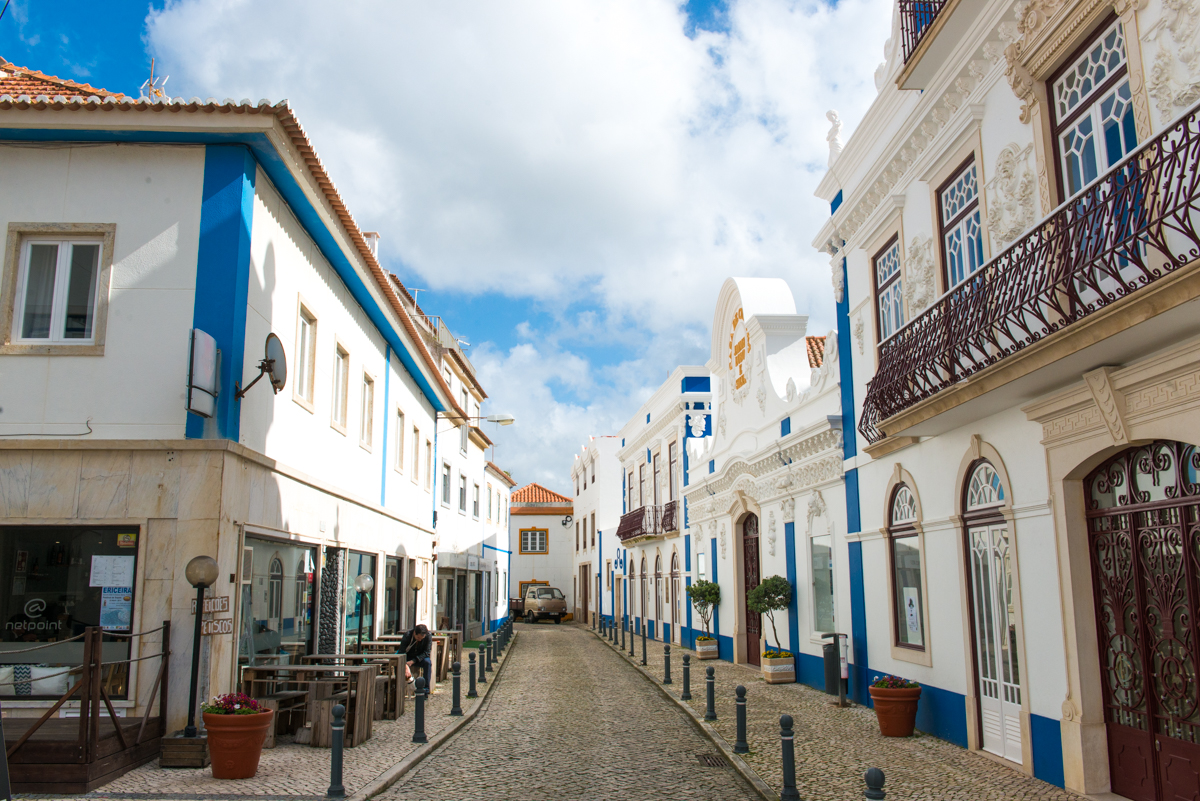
<box><xmin>591</xmin><ymin>625</ymin><xmax>1076</xmax><ymax>801</ymax></box>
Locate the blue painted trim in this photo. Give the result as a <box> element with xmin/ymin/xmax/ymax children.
<box><xmin>684</xmin><ymin>575</ymin><xmax>693</xmax><ymax>648</ymax></box>
<box><xmin>0</xmin><ymin>126</ymin><xmax>448</xmax><ymax>414</ymax></box>
<box><xmin>837</xmin><ymin>256</ymin><xmax>856</xmax><ymax>460</ymax></box>
<box><xmin>684</xmin><ymin>534</ymin><xmax>691</xmax><ymax>572</ymax></box>
<box><xmin>663</xmin><ymin>622</ymin><xmax>671</xmax><ymax>643</ymax></box>
<box><xmin>482</xmin><ymin>543</ymin><xmax>511</xmax><ymax>554</ymax></box>
<box><xmin>1030</xmin><ymin>714</ymin><xmax>1065</xmax><ymax>787</ymax></box>
<box><xmin>848</xmin><ymin>537</ymin><xmax>869</xmax><ymax>706</ymax></box>
<box><xmin>647</xmin><ymin>447</ymin><xmax>651</xmax><ymax>463</ymax></box>
<box><xmin>830</xmin><ymin>189</ymin><xmax>844</xmax><ymax>214</ymax></box>
<box><xmin>380</xmin><ymin>346</ymin><xmax>391</xmax><ymax>506</ymax></box>
<box><xmin>784</xmin><ymin>521</ymin><xmax>799</xmax><ymax>675</ymax></box>
<box><xmin>709</xmin><ymin>460</ymin><xmax>715</xmax><ymax>474</ymax></box>
<box><xmin>186</xmin><ymin>145</ymin><xmax>255</xmax><ymax>441</ymax></box>
<box><xmin>681</xmin><ymin>376</ymin><xmax>711</xmax><ymax>393</ymax></box>
<box><xmin>710</xmin><ymin>537</ymin><xmax>721</xmax><ymax>652</ymax></box>
<box><xmin>780</xmin><ymin>417</ymin><xmax>791</xmax><ymax>437</ymax></box>
<box><xmin>646</xmin><ymin>412</ymin><xmax>651</xmax><ymax>424</ymax></box>
<box><xmin>795</xmin><ymin>650</ymin><xmax>825</xmax><ymax>690</ymax></box>
<box><xmin>845</xmin><ymin>466</ymin><xmax>862</xmax><ymax>534</ymax></box>
<box><xmin>912</xmin><ymin>682</ymin><xmax>968</xmax><ymax>747</ymax></box>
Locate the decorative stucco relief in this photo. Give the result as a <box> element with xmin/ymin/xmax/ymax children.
<box><xmin>1125</xmin><ymin>368</ymin><xmax>1200</xmax><ymax>413</ymax></box>
<box><xmin>719</xmin><ymin>523</ymin><xmax>727</xmax><ymax>560</ymax></box>
<box><xmin>904</xmin><ymin>236</ymin><xmax>936</xmax><ymax>316</ymax></box>
<box><xmin>781</xmin><ymin>497</ymin><xmax>796</xmax><ymax>523</ymax></box>
<box><xmin>807</xmin><ymin>490</ymin><xmax>828</xmax><ymax>536</ymax></box>
<box><xmin>1147</xmin><ymin>0</ymin><xmax>1200</xmax><ymax>123</ymax></box>
<box><xmin>831</xmin><ymin>255</ymin><xmax>845</xmax><ymax>303</ymax></box>
<box><xmin>688</xmin><ymin>413</ymin><xmax>706</xmax><ymax>438</ymax></box>
<box><xmin>853</xmin><ymin>315</ymin><xmax>865</xmax><ymax>355</ymax></box>
<box><xmin>985</xmin><ymin>144</ymin><xmax>1038</xmax><ymax>249</ymax></box>
<box><xmin>827</xmin><ymin>110</ymin><xmax>844</xmax><ymax>167</ymax></box>
<box><xmin>767</xmin><ymin>511</ymin><xmax>777</xmax><ymax>556</ymax></box>
<box><xmin>1084</xmin><ymin>366</ymin><xmax>1130</xmax><ymax>445</ymax></box>
<box><xmin>1041</xmin><ymin>405</ymin><xmax>1102</xmax><ymax>440</ymax></box>
<box><xmin>756</xmin><ymin>384</ymin><xmax>767</xmax><ymax>414</ymax></box>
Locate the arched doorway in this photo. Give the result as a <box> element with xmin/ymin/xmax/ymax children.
<box><xmin>743</xmin><ymin>514</ymin><xmax>762</xmax><ymax>667</ymax></box>
<box><xmin>963</xmin><ymin>461</ymin><xmax>1023</xmax><ymax>764</ymax></box>
<box><xmin>655</xmin><ymin>553</ymin><xmax>663</xmax><ymax>638</ymax></box>
<box><xmin>671</xmin><ymin>552</ymin><xmax>681</xmax><ymax>644</ymax></box>
<box><xmin>640</xmin><ymin>555</ymin><xmax>648</xmax><ymax>635</ymax></box>
<box><xmin>1087</xmin><ymin>440</ymin><xmax>1200</xmax><ymax>801</ymax></box>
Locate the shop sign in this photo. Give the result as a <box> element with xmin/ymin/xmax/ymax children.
<box><xmin>467</xmin><ymin>555</ymin><xmax>479</xmax><ymax>571</ymax></box>
<box><xmin>190</xmin><ymin>596</ymin><xmax>230</xmax><ymax>614</ymax></box>
<box><xmin>100</xmin><ymin>586</ymin><xmax>133</xmax><ymax>631</ymax></box>
<box><xmin>201</xmin><ymin>618</ymin><xmax>234</xmax><ymax>635</ymax></box>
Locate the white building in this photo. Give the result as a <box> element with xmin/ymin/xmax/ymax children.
<box><xmin>508</xmin><ymin>484</ymin><xmax>574</xmax><ymax>615</ymax></box>
<box><xmin>684</xmin><ymin>278</ymin><xmax>844</xmax><ymax>681</ymax></box>
<box><xmin>812</xmin><ymin>0</ymin><xmax>1200</xmax><ymax>792</ymax></box>
<box><xmin>615</xmin><ymin>366</ymin><xmax>711</xmax><ymax>646</ymax></box>
<box><xmin>569</xmin><ymin>436</ymin><xmax>622</xmax><ymax>627</ymax></box>
<box><xmin>0</xmin><ymin>62</ymin><xmax>458</xmax><ymax>732</ymax></box>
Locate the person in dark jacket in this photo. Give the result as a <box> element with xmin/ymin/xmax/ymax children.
<box><xmin>399</xmin><ymin>624</ymin><xmax>432</xmax><ymax>684</ymax></box>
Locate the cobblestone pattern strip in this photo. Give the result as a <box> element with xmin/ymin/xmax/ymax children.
<box><xmin>379</xmin><ymin>623</ymin><xmax>762</xmax><ymax>801</ymax></box>
<box><xmin>591</xmin><ymin>627</ymin><xmax>1078</xmax><ymax>801</ymax></box>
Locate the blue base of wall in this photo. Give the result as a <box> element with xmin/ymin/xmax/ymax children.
<box><xmin>795</xmin><ymin>651</ymin><xmax>826</xmax><ymax>691</ymax></box>
<box><xmin>717</xmin><ymin>634</ymin><xmax>734</xmax><ymax>661</ymax></box>
<box><xmin>1030</xmin><ymin>714</ymin><xmax>1065</xmax><ymax>787</ymax></box>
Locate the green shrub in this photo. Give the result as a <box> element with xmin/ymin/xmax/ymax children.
<box><xmin>747</xmin><ymin>575</ymin><xmax>792</xmax><ymax>653</ymax></box>
<box><xmin>687</xmin><ymin>580</ymin><xmax>720</xmax><ymax>638</ymax></box>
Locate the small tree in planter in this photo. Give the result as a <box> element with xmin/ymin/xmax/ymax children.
<box><xmin>687</xmin><ymin>580</ymin><xmax>720</xmax><ymax>659</ymax></box>
<box><xmin>747</xmin><ymin>575</ymin><xmax>794</xmax><ymax>683</ymax></box>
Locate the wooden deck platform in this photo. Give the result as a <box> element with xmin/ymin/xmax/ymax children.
<box><xmin>4</xmin><ymin>716</ymin><xmax>163</xmax><ymax>793</ymax></box>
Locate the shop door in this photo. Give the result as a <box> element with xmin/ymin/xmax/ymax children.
<box><xmin>967</xmin><ymin>522</ymin><xmax>1023</xmax><ymax>763</ymax></box>
<box><xmin>1087</xmin><ymin>441</ymin><xmax>1200</xmax><ymax>801</ymax></box>
<box><xmin>743</xmin><ymin>514</ymin><xmax>762</xmax><ymax>667</ymax></box>
<box><xmin>580</xmin><ymin>565</ymin><xmax>589</xmax><ymax>624</ymax></box>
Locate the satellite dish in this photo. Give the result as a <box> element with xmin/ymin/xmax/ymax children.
<box><xmin>236</xmin><ymin>333</ymin><xmax>288</xmax><ymax>399</ymax></box>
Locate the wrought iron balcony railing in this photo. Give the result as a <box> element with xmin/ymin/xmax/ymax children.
<box><xmin>859</xmin><ymin>104</ymin><xmax>1200</xmax><ymax>444</ymax></box>
<box><xmin>616</xmin><ymin>501</ymin><xmax>679</xmax><ymax>542</ymax></box>
<box><xmin>899</xmin><ymin>0</ymin><xmax>948</xmax><ymax>62</ymax></box>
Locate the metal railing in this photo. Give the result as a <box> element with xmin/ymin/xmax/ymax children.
<box><xmin>899</xmin><ymin>0</ymin><xmax>948</xmax><ymax>62</ymax></box>
<box><xmin>616</xmin><ymin>500</ymin><xmax>679</xmax><ymax>542</ymax></box>
<box><xmin>859</xmin><ymin>104</ymin><xmax>1200</xmax><ymax>443</ymax></box>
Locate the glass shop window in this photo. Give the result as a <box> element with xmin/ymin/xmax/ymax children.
<box><xmin>238</xmin><ymin>535</ymin><xmax>316</xmax><ymax>666</ymax></box>
<box><xmin>810</xmin><ymin>531</ymin><xmax>835</xmax><ymax>633</ymax></box>
<box><xmin>344</xmin><ymin>552</ymin><xmax>377</xmax><ymax>652</ymax></box>
<box><xmin>0</xmin><ymin>526</ymin><xmax>139</xmax><ymax>699</ymax></box>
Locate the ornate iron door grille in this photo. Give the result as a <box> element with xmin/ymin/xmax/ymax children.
<box><xmin>743</xmin><ymin>514</ymin><xmax>762</xmax><ymax>667</ymax></box>
<box><xmin>1087</xmin><ymin>441</ymin><xmax>1200</xmax><ymax>801</ymax></box>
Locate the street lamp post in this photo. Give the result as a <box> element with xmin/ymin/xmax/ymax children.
<box><xmin>409</xmin><ymin>575</ymin><xmax>424</xmax><ymax>628</ymax></box>
<box><xmin>354</xmin><ymin>573</ymin><xmax>374</xmax><ymax>653</ymax></box>
<box><xmin>184</xmin><ymin>555</ymin><xmax>219</xmax><ymax>738</ymax></box>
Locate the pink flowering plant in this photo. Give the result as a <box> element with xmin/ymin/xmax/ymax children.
<box><xmin>202</xmin><ymin>692</ymin><xmax>267</xmax><ymax>715</ymax></box>
<box><xmin>871</xmin><ymin>674</ymin><xmax>920</xmax><ymax>689</ymax></box>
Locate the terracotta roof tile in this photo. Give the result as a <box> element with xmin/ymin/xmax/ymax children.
<box><xmin>0</xmin><ymin>57</ymin><xmax>122</xmax><ymax>99</ymax></box>
<box><xmin>511</xmin><ymin>483</ymin><xmax>572</xmax><ymax>505</ymax></box>
<box><xmin>806</xmin><ymin>335</ymin><xmax>825</xmax><ymax>369</ymax></box>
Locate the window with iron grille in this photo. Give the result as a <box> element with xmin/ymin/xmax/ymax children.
<box><xmin>938</xmin><ymin>158</ymin><xmax>985</xmax><ymax>289</ymax></box>
<box><xmin>873</xmin><ymin>235</ymin><xmax>905</xmax><ymax>342</ymax></box>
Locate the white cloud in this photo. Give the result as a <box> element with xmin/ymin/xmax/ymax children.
<box><xmin>146</xmin><ymin>0</ymin><xmax>890</xmax><ymax>490</ymax></box>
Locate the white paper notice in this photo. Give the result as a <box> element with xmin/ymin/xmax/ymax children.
<box><xmin>90</xmin><ymin>555</ymin><xmax>135</xmax><ymax>588</ymax></box>
<box><xmin>903</xmin><ymin>586</ymin><xmax>923</xmax><ymax>646</ymax></box>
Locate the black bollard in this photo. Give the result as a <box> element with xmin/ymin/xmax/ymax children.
<box><xmin>734</xmin><ymin>685</ymin><xmax>749</xmax><ymax>753</ymax></box>
<box><xmin>450</xmin><ymin>661</ymin><xmax>462</xmax><ymax>716</ymax></box>
<box><xmin>641</xmin><ymin>621</ymin><xmax>648</xmax><ymax>665</ymax></box>
<box><xmin>705</xmin><ymin>666</ymin><xmax>717</xmax><ymax>721</ymax></box>
<box><xmin>326</xmin><ymin>703</ymin><xmax>346</xmax><ymax>798</ymax></box>
<box><xmin>780</xmin><ymin>714</ymin><xmax>799</xmax><ymax>801</ymax></box>
<box><xmin>621</xmin><ymin>619</ymin><xmax>626</xmax><ymax>650</ymax></box>
<box><xmin>593</xmin><ymin>611</ymin><xmax>596</xmax><ymax>630</ymax></box>
<box><xmin>412</xmin><ymin>678</ymin><xmax>427</xmax><ymax>743</ymax></box>
<box><xmin>630</xmin><ymin>621</ymin><xmax>636</xmax><ymax>656</ymax></box>
<box><xmin>611</xmin><ymin>620</ymin><xmax>616</xmax><ymax>643</ymax></box>
<box><xmin>864</xmin><ymin>768</ymin><xmax>886</xmax><ymax>800</ymax></box>
<box><xmin>681</xmin><ymin>654</ymin><xmax>692</xmax><ymax>700</ymax></box>
<box><xmin>664</xmin><ymin>644</ymin><xmax>672</xmax><ymax>684</ymax></box>
<box><xmin>486</xmin><ymin>637</ymin><xmax>494</xmax><ymax>672</ymax></box>
<box><xmin>477</xmin><ymin>644</ymin><xmax>488</xmax><ymax>684</ymax></box>
<box><xmin>467</xmin><ymin>652</ymin><xmax>478</xmax><ymax>698</ymax></box>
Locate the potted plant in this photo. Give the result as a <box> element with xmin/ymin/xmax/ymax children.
<box><xmin>868</xmin><ymin>675</ymin><xmax>922</xmax><ymax>737</ymax></box>
<box><xmin>747</xmin><ymin>575</ymin><xmax>794</xmax><ymax>684</ymax></box>
<box><xmin>202</xmin><ymin>692</ymin><xmax>274</xmax><ymax>779</ymax></box>
<box><xmin>687</xmin><ymin>579</ymin><xmax>721</xmax><ymax>659</ymax></box>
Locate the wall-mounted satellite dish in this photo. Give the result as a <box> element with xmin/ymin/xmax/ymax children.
<box><xmin>236</xmin><ymin>333</ymin><xmax>287</xmax><ymax>399</ymax></box>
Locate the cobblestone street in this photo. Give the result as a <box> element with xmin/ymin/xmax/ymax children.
<box><xmin>380</xmin><ymin>622</ymin><xmax>761</xmax><ymax>801</ymax></box>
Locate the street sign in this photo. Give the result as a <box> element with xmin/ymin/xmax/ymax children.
<box><xmin>201</xmin><ymin>618</ymin><xmax>233</xmax><ymax>636</ymax></box>
<box><xmin>191</xmin><ymin>596</ymin><xmax>230</xmax><ymax>615</ymax></box>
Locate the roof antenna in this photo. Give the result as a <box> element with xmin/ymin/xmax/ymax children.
<box><xmin>140</xmin><ymin>58</ymin><xmax>169</xmax><ymax>101</ymax></box>
<box><xmin>0</xmin><ymin>0</ymin><xmax>11</xmax><ymax>23</ymax></box>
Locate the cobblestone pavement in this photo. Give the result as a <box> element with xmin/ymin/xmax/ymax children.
<box><xmin>380</xmin><ymin>622</ymin><xmax>761</xmax><ymax>801</ymax></box>
<box><xmin>609</xmin><ymin>626</ymin><xmax>1078</xmax><ymax>801</ymax></box>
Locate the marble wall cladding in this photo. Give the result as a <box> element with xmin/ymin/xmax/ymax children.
<box><xmin>178</xmin><ymin>450</ymin><xmax>223</xmax><ymax>522</ymax></box>
<box><xmin>0</xmin><ymin>450</ymin><xmax>32</xmax><ymax>517</ymax></box>
<box><xmin>77</xmin><ymin>451</ymin><xmax>132</xmax><ymax>518</ymax></box>
<box><xmin>144</xmin><ymin>518</ymin><xmax>177</xmax><ymax>581</ymax></box>
<box><xmin>26</xmin><ymin>450</ymin><xmax>81</xmax><ymax>517</ymax></box>
<box><xmin>127</xmin><ymin>451</ymin><xmax>180</xmax><ymax>519</ymax></box>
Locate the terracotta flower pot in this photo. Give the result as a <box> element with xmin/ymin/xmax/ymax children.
<box><xmin>868</xmin><ymin>686</ymin><xmax>921</xmax><ymax>737</ymax></box>
<box><xmin>203</xmin><ymin>709</ymin><xmax>274</xmax><ymax>779</ymax></box>
<box><xmin>695</xmin><ymin>639</ymin><xmax>719</xmax><ymax>659</ymax></box>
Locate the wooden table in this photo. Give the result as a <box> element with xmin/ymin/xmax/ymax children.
<box><xmin>356</xmin><ymin>639</ymin><xmax>438</xmax><ymax>690</ymax></box>
<box><xmin>301</xmin><ymin>654</ymin><xmax>404</xmax><ymax>720</ymax></box>
<box><xmin>240</xmin><ymin>664</ymin><xmax>376</xmax><ymax>747</ymax></box>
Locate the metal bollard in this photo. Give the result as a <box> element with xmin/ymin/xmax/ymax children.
<box><xmin>734</xmin><ymin>685</ymin><xmax>749</xmax><ymax>753</ymax></box>
<box><xmin>681</xmin><ymin>654</ymin><xmax>692</xmax><ymax>700</ymax></box>
<box><xmin>326</xmin><ymin>703</ymin><xmax>346</xmax><ymax>798</ymax></box>
<box><xmin>664</xmin><ymin>644</ymin><xmax>672</xmax><ymax>684</ymax></box>
<box><xmin>704</xmin><ymin>666</ymin><xmax>717</xmax><ymax>721</ymax></box>
<box><xmin>611</xmin><ymin>620</ymin><xmax>617</xmax><ymax>643</ymax></box>
<box><xmin>641</xmin><ymin>621</ymin><xmax>648</xmax><ymax>665</ymax></box>
<box><xmin>864</xmin><ymin>768</ymin><xmax>886</xmax><ymax>800</ymax></box>
<box><xmin>593</xmin><ymin>611</ymin><xmax>597</xmax><ymax>630</ymax></box>
<box><xmin>412</xmin><ymin>678</ymin><xmax>427</xmax><ymax>743</ymax></box>
<box><xmin>477</xmin><ymin>644</ymin><xmax>488</xmax><ymax>684</ymax></box>
<box><xmin>621</xmin><ymin>619</ymin><xmax>626</xmax><ymax>650</ymax></box>
<box><xmin>486</xmin><ymin>637</ymin><xmax>494</xmax><ymax>672</ymax></box>
<box><xmin>629</xmin><ymin>621</ymin><xmax>636</xmax><ymax>656</ymax></box>
<box><xmin>780</xmin><ymin>714</ymin><xmax>799</xmax><ymax>801</ymax></box>
<box><xmin>450</xmin><ymin>661</ymin><xmax>462</xmax><ymax>716</ymax></box>
<box><xmin>467</xmin><ymin>652</ymin><xmax>478</xmax><ymax>698</ymax></box>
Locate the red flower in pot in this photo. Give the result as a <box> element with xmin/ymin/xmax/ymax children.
<box><xmin>202</xmin><ymin>693</ymin><xmax>274</xmax><ymax>779</ymax></box>
<box><xmin>868</xmin><ymin>675</ymin><xmax>921</xmax><ymax>737</ymax></box>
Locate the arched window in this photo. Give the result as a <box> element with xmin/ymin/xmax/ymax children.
<box><xmin>640</xmin><ymin>556</ymin><xmax>648</xmax><ymax>621</ymax></box>
<box><xmin>655</xmin><ymin>554</ymin><xmax>664</xmax><ymax>622</ymax></box>
<box><xmin>967</xmin><ymin>462</ymin><xmax>1005</xmax><ymax>510</ymax></box>
<box><xmin>268</xmin><ymin>557</ymin><xmax>283</xmax><ymax>622</ymax></box>
<box><xmin>888</xmin><ymin>484</ymin><xmax>924</xmax><ymax>650</ymax></box>
<box><xmin>670</xmin><ymin>552</ymin><xmax>681</xmax><ymax>636</ymax></box>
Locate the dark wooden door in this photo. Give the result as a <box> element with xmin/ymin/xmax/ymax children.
<box><xmin>580</xmin><ymin>565</ymin><xmax>589</xmax><ymax>624</ymax></box>
<box><xmin>1087</xmin><ymin>441</ymin><xmax>1200</xmax><ymax>801</ymax></box>
<box><xmin>743</xmin><ymin>514</ymin><xmax>762</xmax><ymax>667</ymax></box>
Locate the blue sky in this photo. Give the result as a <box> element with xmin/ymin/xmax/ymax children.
<box><xmin>1</xmin><ymin>0</ymin><xmax>888</xmax><ymax>490</ymax></box>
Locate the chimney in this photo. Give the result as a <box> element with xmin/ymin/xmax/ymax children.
<box><xmin>363</xmin><ymin>231</ymin><xmax>381</xmax><ymax>259</ymax></box>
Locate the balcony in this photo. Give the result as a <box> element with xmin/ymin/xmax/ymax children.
<box><xmin>860</xmin><ymin>105</ymin><xmax>1200</xmax><ymax>450</ymax></box>
<box><xmin>894</xmin><ymin>0</ymin><xmax>987</xmax><ymax>90</ymax></box>
<box><xmin>899</xmin><ymin>0</ymin><xmax>947</xmax><ymax>63</ymax></box>
<box><xmin>616</xmin><ymin>501</ymin><xmax>679</xmax><ymax>544</ymax></box>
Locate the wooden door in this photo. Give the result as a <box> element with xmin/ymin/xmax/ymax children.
<box><xmin>743</xmin><ymin>514</ymin><xmax>762</xmax><ymax>667</ymax></box>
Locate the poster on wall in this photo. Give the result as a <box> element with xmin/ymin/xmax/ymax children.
<box><xmin>90</xmin><ymin>555</ymin><xmax>135</xmax><ymax>587</ymax></box>
<box><xmin>903</xmin><ymin>587</ymin><xmax>923</xmax><ymax>646</ymax></box>
<box><xmin>100</xmin><ymin>586</ymin><xmax>133</xmax><ymax>630</ymax></box>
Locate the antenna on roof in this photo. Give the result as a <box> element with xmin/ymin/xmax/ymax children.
<box><xmin>140</xmin><ymin>58</ymin><xmax>169</xmax><ymax>101</ymax></box>
<box><xmin>0</xmin><ymin>0</ymin><xmax>12</xmax><ymax>24</ymax></box>
<box><xmin>410</xmin><ymin>288</ymin><xmax>428</xmax><ymax>306</ymax></box>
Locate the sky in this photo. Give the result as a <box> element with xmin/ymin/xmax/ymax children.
<box><xmin>0</xmin><ymin>0</ymin><xmax>892</xmax><ymax>492</ymax></box>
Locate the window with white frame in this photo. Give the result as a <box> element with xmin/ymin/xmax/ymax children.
<box><xmin>873</xmin><ymin>236</ymin><xmax>905</xmax><ymax>341</ymax></box>
<box><xmin>889</xmin><ymin>484</ymin><xmax>925</xmax><ymax>650</ymax></box>
<box><xmin>697</xmin><ymin>551</ymin><xmax>707</xmax><ymax>581</ymax></box>
<box><xmin>332</xmin><ymin>345</ymin><xmax>350</xmax><ymax>430</ymax></box>
<box><xmin>627</xmin><ymin>471</ymin><xmax>634</xmax><ymax>510</ymax></box>
<box><xmin>576</xmin><ymin>521</ymin><xmax>580</xmax><ymax>552</ymax></box>
<box><xmin>424</xmin><ymin>440</ymin><xmax>432</xmax><ymax>490</ymax></box>
<box><xmin>441</xmin><ymin>463</ymin><xmax>451</xmax><ymax>505</ymax></box>
<box><xmin>810</xmin><ymin>520</ymin><xmax>835</xmax><ymax>633</ymax></box>
<box><xmin>487</xmin><ymin>483</ymin><xmax>493</xmax><ymax>520</ymax></box>
<box><xmin>394</xmin><ymin>410</ymin><xmax>405</xmax><ymax>472</ymax></box>
<box><xmin>938</xmin><ymin>159</ymin><xmax>985</xmax><ymax>288</ymax></box>
<box><xmin>412</xmin><ymin>427</ymin><xmax>421</xmax><ymax>483</ymax></box>
<box><xmin>590</xmin><ymin>512</ymin><xmax>596</xmax><ymax>547</ymax></box>
<box><xmin>295</xmin><ymin>304</ymin><xmax>317</xmax><ymax>405</ymax></box>
<box><xmin>460</xmin><ymin>390</ymin><xmax>470</xmax><ymax>452</ymax></box>
<box><xmin>359</xmin><ymin>374</ymin><xmax>374</xmax><ymax>448</ymax></box>
<box><xmin>458</xmin><ymin>474</ymin><xmax>467</xmax><ymax>512</ymax></box>
<box><xmin>583</xmin><ymin>467</ymin><xmax>587</xmax><ymax>491</ymax></box>
<box><xmin>11</xmin><ymin>237</ymin><xmax>103</xmax><ymax>344</ymax></box>
<box><xmin>668</xmin><ymin>441</ymin><xmax>678</xmax><ymax>501</ymax></box>
<box><xmin>1051</xmin><ymin>19</ymin><xmax>1138</xmax><ymax>198</ymax></box>
<box><xmin>639</xmin><ymin>464</ymin><xmax>647</xmax><ymax>508</ymax></box>
<box><xmin>520</xmin><ymin>529</ymin><xmax>548</xmax><ymax>554</ymax></box>
<box><xmin>472</xmin><ymin>483</ymin><xmax>480</xmax><ymax>518</ymax></box>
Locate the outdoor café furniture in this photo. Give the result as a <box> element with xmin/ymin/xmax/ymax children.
<box><xmin>301</xmin><ymin>654</ymin><xmax>404</xmax><ymax>720</ymax></box>
<box><xmin>240</xmin><ymin>664</ymin><xmax>376</xmax><ymax>747</ymax></box>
